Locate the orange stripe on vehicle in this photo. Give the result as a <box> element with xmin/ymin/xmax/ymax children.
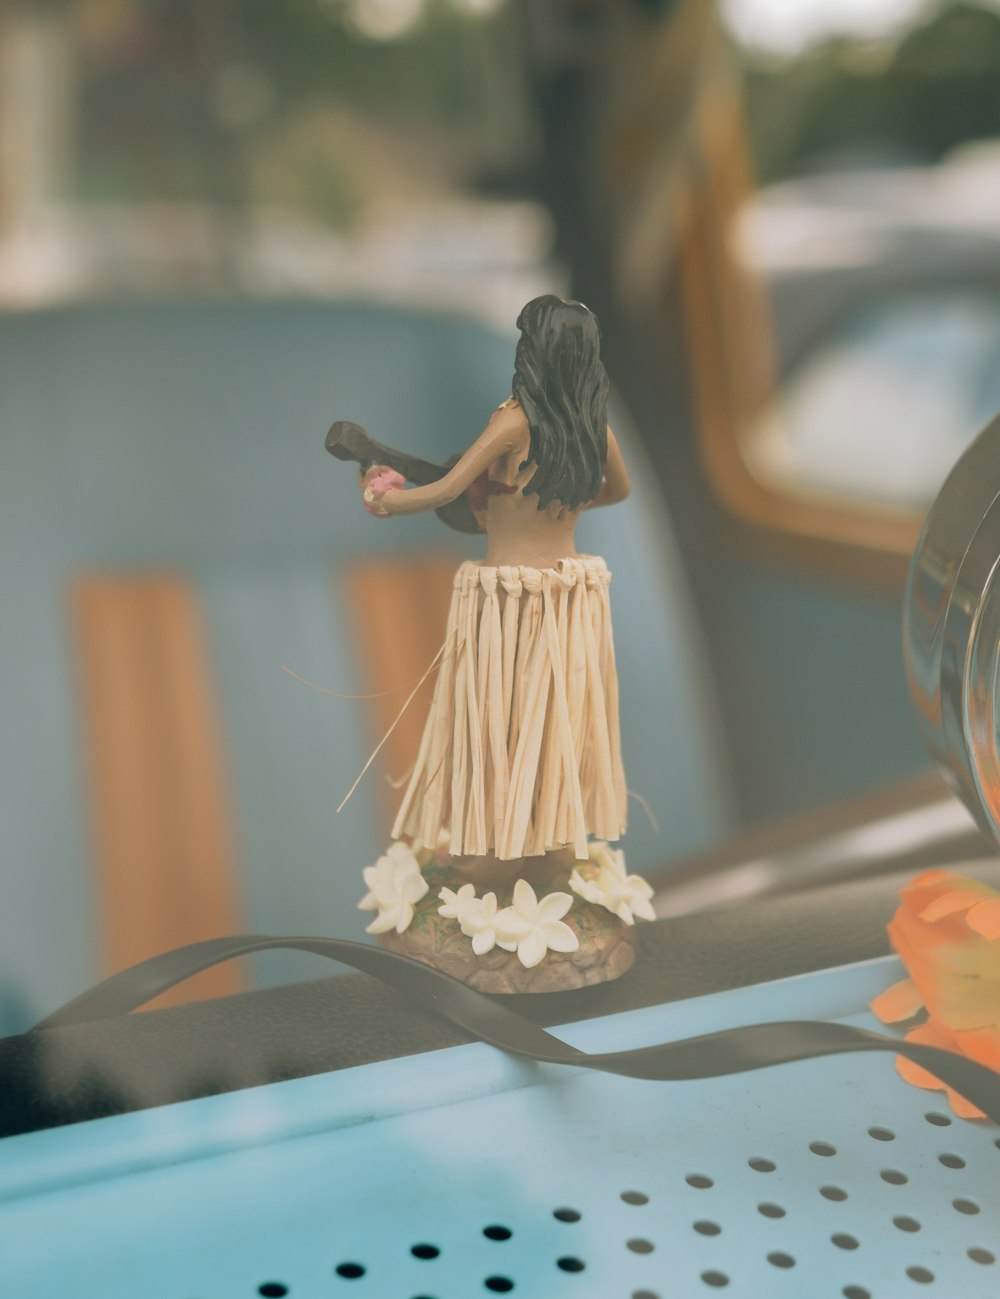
<box><xmin>341</xmin><ymin>554</ymin><xmax>457</xmax><ymax>834</ymax></box>
<box><xmin>73</xmin><ymin>575</ymin><xmax>244</xmax><ymax>1007</ymax></box>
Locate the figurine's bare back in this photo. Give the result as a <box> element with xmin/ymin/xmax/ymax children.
<box><xmin>371</xmin><ymin>398</ymin><xmax>630</xmax><ymax>566</ymax></box>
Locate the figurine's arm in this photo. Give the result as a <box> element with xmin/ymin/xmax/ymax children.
<box><xmin>375</xmin><ymin>411</ymin><xmax>520</xmax><ymax>517</ymax></box>
<box><xmin>586</xmin><ymin>426</ymin><xmax>631</xmax><ymax>508</ymax></box>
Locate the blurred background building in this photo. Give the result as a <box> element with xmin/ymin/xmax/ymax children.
<box><xmin>2</xmin><ymin>0</ymin><xmax>999</xmax><ymax>1027</ymax></box>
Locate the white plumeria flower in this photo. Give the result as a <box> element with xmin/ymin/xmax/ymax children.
<box><xmin>569</xmin><ymin>841</ymin><xmax>655</xmax><ymax>926</ymax></box>
<box><xmin>438</xmin><ymin>883</ymin><xmax>501</xmax><ymax>955</ymax></box>
<box><xmin>358</xmin><ymin>840</ymin><xmax>429</xmax><ymax>934</ymax></box>
<box><xmin>588</xmin><ymin>839</ymin><xmax>624</xmax><ymax>877</ymax></box>
<box><xmin>494</xmin><ymin>879</ymin><xmax>579</xmax><ymax>969</ymax></box>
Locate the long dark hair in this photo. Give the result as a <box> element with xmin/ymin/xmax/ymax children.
<box><xmin>511</xmin><ymin>295</ymin><xmax>609</xmax><ymax>511</ymax></box>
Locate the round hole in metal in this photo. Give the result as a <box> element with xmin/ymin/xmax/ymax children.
<box><xmin>820</xmin><ymin>1186</ymin><xmax>848</xmax><ymax>1201</ymax></box>
<box><xmin>411</xmin><ymin>1244</ymin><xmax>440</xmax><ymax>1260</ymax></box>
<box><xmin>700</xmin><ymin>1272</ymin><xmax>729</xmax><ymax>1288</ymax></box>
<box><xmin>893</xmin><ymin>1216</ymin><xmax>921</xmax><ymax>1233</ymax></box>
<box><xmin>693</xmin><ymin>1221</ymin><xmax>721</xmax><ymax>1236</ymax></box>
<box><xmin>938</xmin><ymin>1152</ymin><xmax>966</xmax><ymax>1169</ymax></box>
<box><xmin>881</xmin><ymin>1169</ymin><xmax>908</xmax><ymax>1185</ymax></box>
<box><xmin>906</xmin><ymin>1266</ymin><xmax>934</xmax><ymax>1284</ymax></box>
<box><xmin>483</xmin><ymin>1226</ymin><xmax>512</xmax><ymax>1242</ymax></box>
<box><xmin>484</xmin><ymin>1278</ymin><xmax>514</xmax><ymax>1293</ymax></box>
<box><xmin>748</xmin><ymin>1157</ymin><xmax>776</xmax><ymax>1173</ymax></box>
<box><xmin>259</xmin><ymin>1287</ymin><xmax>289</xmax><ymax>1298</ymax></box>
<box><xmin>767</xmin><ymin>1252</ymin><xmax>795</xmax><ymax>1269</ymax></box>
<box><xmin>557</xmin><ymin>1257</ymin><xmax>586</xmax><ymax>1273</ymax></box>
<box><xmin>954</xmin><ymin>1198</ymin><xmax>981</xmax><ymax>1215</ymax></box>
<box><xmin>969</xmin><ymin>1247</ymin><xmax>996</xmax><ymax>1265</ymax></box>
<box><xmin>925</xmin><ymin>1111</ymin><xmax>951</xmax><ymax>1127</ymax></box>
<box><xmin>843</xmin><ymin>1288</ymin><xmax>871</xmax><ymax>1299</ymax></box>
<box><xmin>832</xmin><ymin>1234</ymin><xmax>859</xmax><ymax>1251</ymax></box>
<box><xmin>335</xmin><ymin>1264</ymin><xmax>365</xmax><ymax>1280</ymax></box>
<box><xmin>810</xmin><ymin>1141</ymin><xmax>837</xmax><ymax>1157</ymax></box>
<box><xmin>627</xmin><ymin>1238</ymin><xmax>655</xmax><ymax>1254</ymax></box>
<box><xmin>621</xmin><ymin>1191</ymin><xmax>649</xmax><ymax>1205</ymax></box>
<box><xmin>553</xmin><ymin>1207</ymin><xmax>581</xmax><ymax>1222</ymax></box>
<box><xmin>686</xmin><ymin>1174</ymin><xmax>714</xmax><ymax>1189</ymax></box>
<box><xmin>632</xmin><ymin>1291</ymin><xmax>661</xmax><ymax>1299</ymax></box>
<box><xmin>757</xmin><ymin>1203</ymin><xmax>786</xmax><ymax>1219</ymax></box>
<box><xmin>868</xmin><ymin>1126</ymin><xmax>895</xmax><ymax>1142</ymax></box>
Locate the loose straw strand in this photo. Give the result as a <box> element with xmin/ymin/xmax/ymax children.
<box><xmin>627</xmin><ymin>787</ymin><xmax>661</xmax><ymax>835</ymax></box>
<box><xmin>337</xmin><ymin>640</ymin><xmax>448</xmax><ymax>814</ymax></box>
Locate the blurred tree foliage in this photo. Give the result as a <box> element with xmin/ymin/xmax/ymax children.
<box><xmin>65</xmin><ymin>0</ymin><xmax>501</xmax><ymax>226</ymax></box>
<box><xmin>743</xmin><ymin>1</ymin><xmax>1000</xmax><ymax>182</ymax></box>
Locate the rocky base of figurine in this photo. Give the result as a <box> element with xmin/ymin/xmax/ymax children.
<box><xmin>378</xmin><ymin>857</ymin><xmax>636</xmax><ymax>993</ymax></box>
<box><xmin>358</xmin><ymin>838</ymin><xmax>655</xmax><ymax>994</ymax></box>
<box><xmin>381</xmin><ymin>896</ymin><xmax>635</xmax><ymax>994</ymax></box>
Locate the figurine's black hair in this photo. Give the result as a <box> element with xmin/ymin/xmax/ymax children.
<box><xmin>511</xmin><ymin>295</ymin><xmax>609</xmax><ymax>511</ymax></box>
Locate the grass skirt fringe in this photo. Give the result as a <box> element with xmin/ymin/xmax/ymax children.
<box><xmin>392</xmin><ymin>556</ymin><xmax>627</xmax><ymax>861</ymax></box>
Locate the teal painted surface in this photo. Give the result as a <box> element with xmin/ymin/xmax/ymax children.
<box><xmin>2</xmin><ymin>958</ymin><xmax>997</xmax><ymax>1298</ymax></box>
<box><xmin>0</xmin><ymin>299</ymin><xmax>732</xmax><ymax>1027</ymax></box>
<box><xmin>708</xmin><ymin>563</ymin><xmax>930</xmax><ymax>824</ymax></box>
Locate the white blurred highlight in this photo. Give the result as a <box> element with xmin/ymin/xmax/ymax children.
<box><xmin>349</xmin><ymin>0</ymin><xmax>425</xmax><ymax>41</ymax></box>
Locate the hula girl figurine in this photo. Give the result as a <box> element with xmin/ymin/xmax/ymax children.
<box><xmin>333</xmin><ymin>296</ymin><xmax>655</xmax><ymax>992</ymax></box>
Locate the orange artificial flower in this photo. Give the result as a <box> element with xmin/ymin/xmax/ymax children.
<box><xmin>871</xmin><ymin>869</ymin><xmax>1000</xmax><ymax>1120</ymax></box>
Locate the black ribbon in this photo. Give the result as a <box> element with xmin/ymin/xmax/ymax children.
<box><xmin>35</xmin><ymin>935</ymin><xmax>1000</xmax><ymax>1124</ymax></box>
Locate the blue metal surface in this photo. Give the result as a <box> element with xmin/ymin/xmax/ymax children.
<box><xmin>1</xmin><ymin>957</ymin><xmax>997</xmax><ymax>1299</ymax></box>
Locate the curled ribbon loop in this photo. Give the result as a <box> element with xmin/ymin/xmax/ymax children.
<box><xmin>33</xmin><ymin>934</ymin><xmax>1000</xmax><ymax>1125</ymax></box>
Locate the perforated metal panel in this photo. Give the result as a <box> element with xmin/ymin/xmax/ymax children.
<box><xmin>1</xmin><ymin>959</ymin><xmax>997</xmax><ymax>1299</ymax></box>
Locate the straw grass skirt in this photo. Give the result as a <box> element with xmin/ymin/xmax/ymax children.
<box><xmin>392</xmin><ymin>555</ymin><xmax>627</xmax><ymax>861</ymax></box>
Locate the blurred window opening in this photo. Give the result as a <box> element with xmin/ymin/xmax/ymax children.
<box><xmin>674</xmin><ymin>2</ymin><xmax>1000</xmax><ymax>567</ymax></box>
<box><xmin>748</xmin><ymin>288</ymin><xmax>1000</xmax><ymax>510</ymax></box>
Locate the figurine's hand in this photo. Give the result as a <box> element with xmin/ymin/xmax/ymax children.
<box><xmin>361</xmin><ymin>465</ymin><xmax>406</xmax><ymax>516</ymax></box>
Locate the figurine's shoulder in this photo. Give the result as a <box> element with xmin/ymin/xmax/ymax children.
<box><xmin>488</xmin><ymin>395</ymin><xmax>527</xmax><ymax>438</ymax></box>
<box><xmin>494</xmin><ymin>395</ymin><xmax>526</xmax><ymax>424</ymax></box>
